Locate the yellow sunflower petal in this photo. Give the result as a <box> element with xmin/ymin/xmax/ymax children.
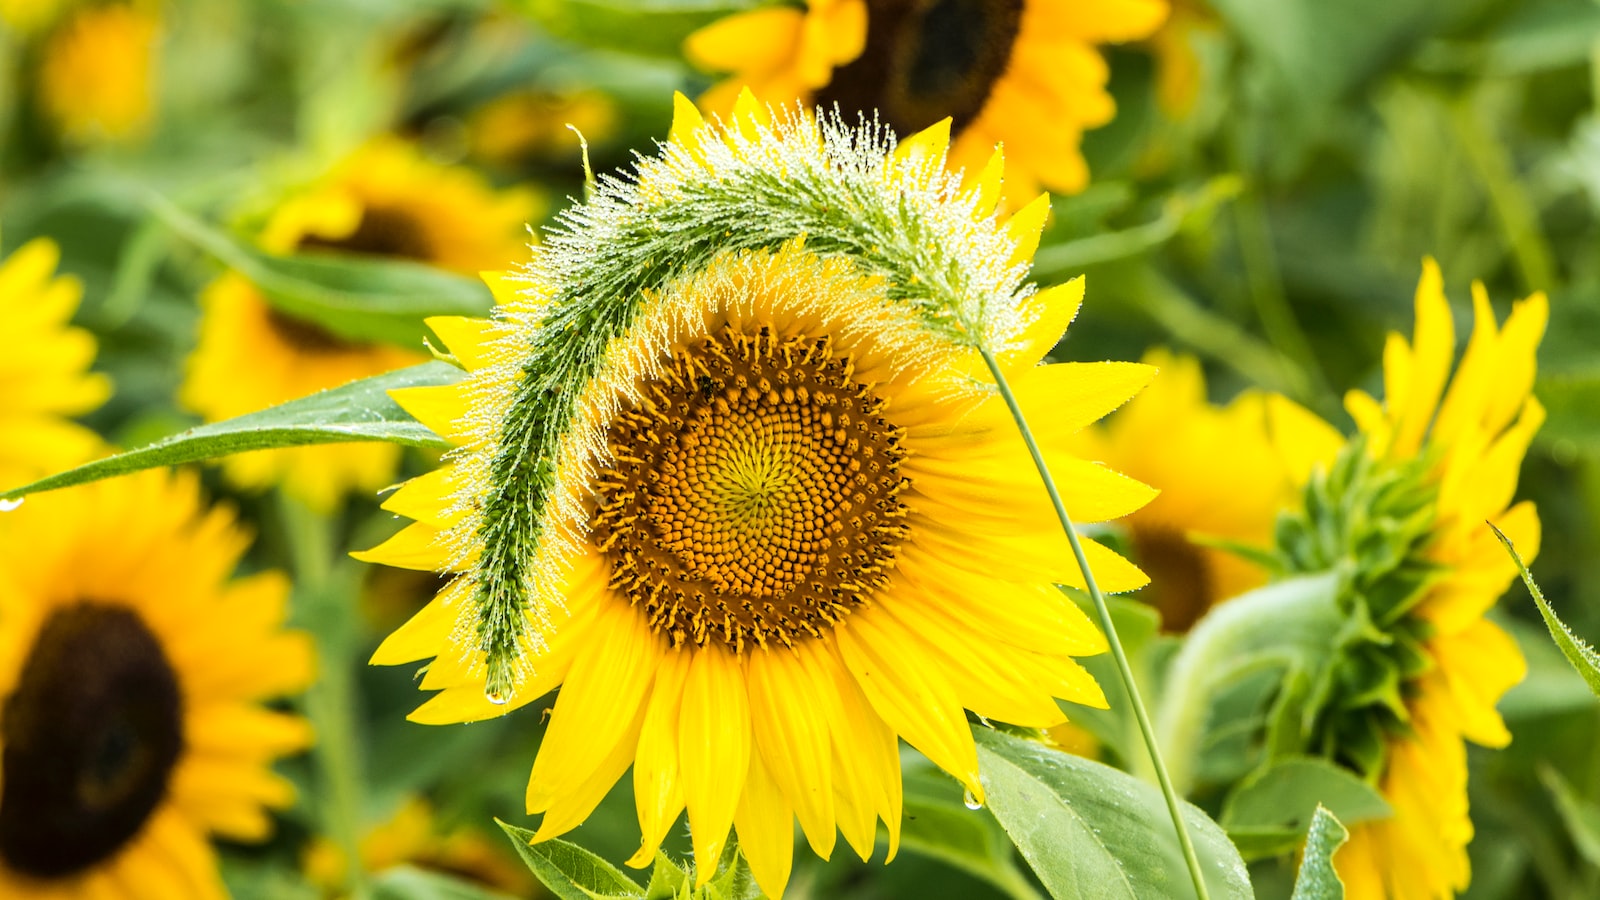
<box><xmin>680</xmin><ymin>645</ymin><xmax>752</xmax><ymax>883</ymax></box>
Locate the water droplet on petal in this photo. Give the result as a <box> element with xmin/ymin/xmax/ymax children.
<box><xmin>485</xmin><ymin>687</ymin><xmax>510</xmax><ymax>705</ymax></box>
<box><xmin>963</xmin><ymin>788</ymin><xmax>983</xmax><ymax>810</ymax></box>
<box><xmin>0</xmin><ymin>498</ymin><xmax>22</xmax><ymax>512</ymax></box>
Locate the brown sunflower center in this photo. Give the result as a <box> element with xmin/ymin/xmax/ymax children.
<box><xmin>299</xmin><ymin>205</ymin><xmax>435</xmax><ymax>261</ymax></box>
<box><xmin>1131</xmin><ymin>526</ymin><xmax>1215</xmax><ymax>634</ymax></box>
<box><xmin>0</xmin><ymin>604</ymin><xmax>183</xmax><ymax>879</ymax></box>
<box><xmin>816</xmin><ymin>0</ymin><xmax>1024</xmax><ymax>136</ymax></box>
<box><xmin>592</xmin><ymin>324</ymin><xmax>910</xmax><ymax>652</ymax></box>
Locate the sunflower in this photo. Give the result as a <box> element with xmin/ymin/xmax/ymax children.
<box><xmin>180</xmin><ymin>137</ymin><xmax>539</xmax><ymax>512</ymax></box>
<box><xmin>35</xmin><ymin>1</ymin><xmax>159</xmax><ymax>144</ymax></box>
<box><xmin>357</xmin><ymin>92</ymin><xmax>1156</xmax><ymax>899</ymax></box>
<box><xmin>0</xmin><ymin>237</ymin><xmax>110</xmax><ymax>489</ymax></box>
<box><xmin>1072</xmin><ymin>349</ymin><xmax>1295</xmax><ymax>632</ymax></box>
<box><xmin>303</xmin><ymin>796</ymin><xmax>534</xmax><ymax>897</ymax></box>
<box><xmin>0</xmin><ymin>469</ymin><xmax>315</xmax><ymax>899</ymax></box>
<box><xmin>685</xmin><ymin>0</ymin><xmax>1168</xmax><ymax>202</ymax></box>
<box><xmin>1275</xmin><ymin>260</ymin><xmax>1546</xmax><ymax>899</ymax></box>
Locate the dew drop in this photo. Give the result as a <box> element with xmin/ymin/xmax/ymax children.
<box><xmin>0</xmin><ymin>498</ymin><xmax>22</xmax><ymax>512</ymax></box>
<box><xmin>963</xmin><ymin>788</ymin><xmax>983</xmax><ymax>810</ymax></box>
<box><xmin>485</xmin><ymin>687</ymin><xmax>510</xmax><ymax>706</ymax></box>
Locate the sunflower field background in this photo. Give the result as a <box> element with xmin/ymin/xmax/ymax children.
<box><xmin>3</xmin><ymin>0</ymin><xmax>1599</xmax><ymax>898</ymax></box>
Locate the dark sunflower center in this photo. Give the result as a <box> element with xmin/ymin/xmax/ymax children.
<box><xmin>1131</xmin><ymin>527</ymin><xmax>1215</xmax><ymax>634</ymax></box>
<box><xmin>816</xmin><ymin>0</ymin><xmax>1024</xmax><ymax>136</ymax></box>
<box><xmin>0</xmin><ymin>604</ymin><xmax>183</xmax><ymax>879</ymax></box>
<box><xmin>592</xmin><ymin>324</ymin><xmax>910</xmax><ymax>652</ymax></box>
<box><xmin>263</xmin><ymin>307</ymin><xmax>360</xmax><ymax>353</ymax></box>
<box><xmin>298</xmin><ymin>205</ymin><xmax>434</xmax><ymax>261</ymax></box>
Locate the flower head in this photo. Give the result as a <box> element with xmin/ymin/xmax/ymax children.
<box><xmin>0</xmin><ymin>237</ymin><xmax>110</xmax><ymax>489</ymax></box>
<box><xmin>1274</xmin><ymin>260</ymin><xmax>1546</xmax><ymax>899</ymax></box>
<box><xmin>180</xmin><ymin>138</ymin><xmax>540</xmax><ymax>511</ymax></box>
<box><xmin>36</xmin><ymin>1</ymin><xmax>159</xmax><ymax>144</ymax></box>
<box><xmin>359</xmin><ymin>93</ymin><xmax>1157</xmax><ymax>896</ymax></box>
<box><xmin>0</xmin><ymin>469</ymin><xmax>314</xmax><ymax>898</ymax></box>
<box><xmin>1074</xmin><ymin>349</ymin><xmax>1296</xmax><ymax>632</ymax></box>
<box><xmin>685</xmin><ymin>0</ymin><xmax>1168</xmax><ymax>200</ymax></box>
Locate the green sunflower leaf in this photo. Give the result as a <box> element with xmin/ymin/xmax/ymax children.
<box><xmin>507</xmin><ymin>0</ymin><xmax>756</xmax><ymax>59</ymax></box>
<box><xmin>495</xmin><ymin>821</ymin><xmax>645</xmax><ymax>900</ymax></box>
<box><xmin>369</xmin><ymin>864</ymin><xmax>522</xmax><ymax>900</ymax></box>
<box><xmin>1289</xmin><ymin>806</ymin><xmax>1349</xmax><ymax>900</ymax></box>
<box><xmin>1492</xmin><ymin>522</ymin><xmax>1600</xmax><ymax>697</ymax></box>
<box><xmin>897</xmin><ymin>762</ymin><xmax>1044</xmax><ymax>900</ymax></box>
<box><xmin>1219</xmin><ymin>757</ymin><xmax>1390</xmax><ymax>861</ymax></box>
<box><xmin>1538</xmin><ymin>765</ymin><xmax>1600</xmax><ymax>870</ymax></box>
<box><xmin>973</xmin><ymin>727</ymin><xmax>1253</xmax><ymax>900</ymax></box>
<box><xmin>0</xmin><ymin>363</ymin><xmax>458</xmax><ymax>501</ymax></box>
<box><xmin>145</xmin><ymin>192</ymin><xmax>494</xmax><ymax>349</ymax></box>
<box><xmin>643</xmin><ymin>852</ymin><xmax>689</xmax><ymax>900</ymax></box>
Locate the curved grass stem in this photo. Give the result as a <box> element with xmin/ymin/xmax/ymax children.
<box><xmin>979</xmin><ymin>348</ymin><xmax>1211</xmax><ymax>900</ymax></box>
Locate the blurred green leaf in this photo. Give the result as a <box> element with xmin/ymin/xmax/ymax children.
<box><xmin>1208</xmin><ymin>0</ymin><xmax>1440</xmax><ymax>100</ymax></box>
<box><xmin>369</xmin><ymin>865</ymin><xmax>520</xmax><ymax>900</ymax></box>
<box><xmin>509</xmin><ymin>0</ymin><xmax>755</xmax><ymax>59</ymax></box>
<box><xmin>146</xmin><ymin>193</ymin><xmax>494</xmax><ymax>348</ymax></box>
<box><xmin>897</xmin><ymin>762</ymin><xmax>1043</xmax><ymax>900</ymax></box>
<box><xmin>1220</xmin><ymin>757</ymin><xmax>1390</xmax><ymax>860</ymax></box>
<box><xmin>1055</xmin><ymin>592</ymin><xmax>1162</xmax><ymax>768</ymax></box>
<box><xmin>1539</xmin><ymin>766</ymin><xmax>1600</xmax><ymax>871</ymax></box>
<box><xmin>497</xmin><ymin>821</ymin><xmax>645</xmax><ymax>900</ymax></box>
<box><xmin>973</xmin><ymin>728</ymin><xmax>1252</xmax><ymax>900</ymax></box>
<box><xmin>1032</xmin><ymin>177</ymin><xmax>1243</xmax><ymax>279</ymax></box>
<box><xmin>1536</xmin><ymin>371</ymin><xmax>1600</xmax><ymax>450</ymax></box>
<box><xmin>1288</xmin><ymin>807</ymin><xmax>1348</xmax><ymax>900</ymax></box>
<box><xmin>1493</xmin><ymin>523</ymin><xmax>1600</xmax><ymax>698</ymax></box>
<box><xmin>0</xmin><ymin>363</ymin><xmax>457</xmax><ymax>501</ymax></box>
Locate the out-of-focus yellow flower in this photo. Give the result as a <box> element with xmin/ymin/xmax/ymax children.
<box><xmin>1147</xmin><ymin>0</ymin><xmax>1213</xmax><ymax>116</ymax></box>
<box><xmin>0</xmin><ymin>469</ymin><xmax>314</xmax><ymax>899</ymax></box>
<box><xmin>468</xmin><ymin>88</ymin><xmax>618</xmax><ymax>168</ymax></box>
<box><xmin>1279</xmin><ymin>260</ymin><xmax>1546</xmax><ymax>900</ymax></box>
<box><xmin>180</xmin><ymin>138</ymin><xmax>539</xmax><ymax>512</ymax></box>
<box><xmin>0</xmin><ymin>237</ymin><xmax>109</xmax><ymax>489</ymax></box>
<box><xmin>1074</xmin><ymin>350</ymin><xmax>1295</xmax><ymax>632</ymax></box>
<box><xmin>360</xmin><ymin>95</ymin><xmax>1158</xmax><ymax>899</ymax></box>
<box><xmin>685</xmin><ymin>0</ymin><xmax>1167</xmax><ymax>203</ymax></box>
<box><xmin>36</xmin><ymin>2</ymin><xmax>158</xmax><ymax>144</ymax></box>
<box><xmin>303</xmin><ymin>796</ymin><xmax>534</xmax><ymax>897</ymax></box>
<box><xmin>0</xmin><ymin>0</ymin><xmax>63</xmax><ymax>35</ymax></box>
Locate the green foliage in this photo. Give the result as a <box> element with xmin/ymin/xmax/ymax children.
<box><xmin>1288</xmin><ymin>807</ymin><xmax>1349</xmax><ymax>900</ymax></box>
<box><xmin>973</xmin><ymin>728</ymin><xmax>1252</xmax><ymax>900</ymax></box>
<box><xmin>1220</xmin><ymin>757</ymin><xmax>1389</xmax><ymax>860</ymax></box>
<box><xmin>147</xmin><ymin>194</ymin><xmax>495</xmax><ymax>348</ymax></box>
<box><xmin>369</xmin><ymin>866</ymin><xmax>521</xmax><ymax>900</ymax></box>
<box><xmin>1493</xmin><ymin>522</ymin><xmax>1600</xmax><ymax>697</ymax></box>
<box><xmin>0</xmin><ymin>363</ymin><xmax>458</xmax><ymax>500</ymax></box>
<box><xmin>497</xmin><ymin>822</ymin><xmax>645</xmax><ymax>900</ymax></box>
<box><xmin>509</xmin><ymin>0</ymin><xmax>755</xmax><ymax>59</ymax></box>
<box><xmin>898</xmin><ymin>762</ymin><xmax>1044</xmax><ymax>900</ymax></box>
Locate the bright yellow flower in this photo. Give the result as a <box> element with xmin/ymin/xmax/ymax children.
<box><xmin>468</xmin><ymin>88</ymin><xmax>619</xmax><ymax>169</ymax></box>
<box><xmin>303</xmin><ymin>796</ymin><xmax>534</xmax><ymax>897</ymax></box>
<box><xmin>359</xmin><ymin>95</ymin><xmax>1156</xmax><ymax>898</ymax></box>
<box><xmin>0</xmin><ymin>237</ymin><xmax>110</xmax><ymax>489</ymax></box>
<box><xmin>36</xmin><ymin>2</ymin><xmax>159</xmax><ymax>144</ymax></box>
<box><xmin>1074</xmin><ymin>349</ymin><xmax>1295</xmax><ymax>632</ymax></box>
<box><xmin>1286</xmin><ymin>260</ymin><xmax>1545</xmax><ymax>900</ymax></box>
<box><xmin>0</xmin><ymin>469</ymin><xmax>314</xmax><ymax>899</ymax></box>
<box><xmin>685</xmin><ymin>0</ymin><xmax>1168</xmax><ymax>202</ymax></box>
<box><xmin>180</xmin><ymin>138</ymin><xmax>540</xmax><ymax>511</ymax></box>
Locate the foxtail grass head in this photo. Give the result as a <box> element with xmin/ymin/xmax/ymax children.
<box><xmin>361</xmin><ymin>91</ymin><xmax>1159</xmax><ymax>896</ymax></box>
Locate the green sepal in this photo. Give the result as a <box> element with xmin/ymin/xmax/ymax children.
<box><xmin>1</xmin><ymin>362</ymin><xmax>459</xmax><ymax>501</ymax></box>
<box><xmin>1219</xmin><ymin>757</ymin><xmax>1388</xmax><ymax>863</ymax></box>
<box><xmin>643</xmin><ymin>852</ymin><xmax>690</xmax><ymax>900</ymax></box>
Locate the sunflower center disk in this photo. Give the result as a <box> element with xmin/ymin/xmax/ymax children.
<box><xmin>593</xmin><ymin>325</ymin><xmax>911</xmax><ymax>651</ymax></box>
<box><xmin>0</xmin><ymin>604</ymin><xmax>183</xmax><ymax>879</ymax></box>
<box><xmin>817</xmin><ymin>0</ymin><xmax>1024</xmax><ymax>135</ymax></box>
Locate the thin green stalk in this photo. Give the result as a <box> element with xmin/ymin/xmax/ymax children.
<box><xmin>278</xmin><ymin>494</ymin><xmax>368</xmax><ymax>897</ymax></box>
<box><xmin>980</xmin><ymin>348</ymin><xmax>1211</xmax><ymax>900</ymax></box>
<box><xmin>1229</xmin><ymin>182</ymin><xmax>1329</xmax><ymax>404</ymax></box>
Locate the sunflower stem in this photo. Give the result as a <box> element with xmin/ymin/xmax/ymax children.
<box><xmin>278</xmin><ymin>494</ymin><xmax>369</xmax><ymax>897</ymax></box>
<box><xmin>979</xmin><ymin>348</ymin><xmax>1211</xmax><ymax>900</ymax></box>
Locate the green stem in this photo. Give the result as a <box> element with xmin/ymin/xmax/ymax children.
<box><xmin>278</xmin><ymin>494</ymin><xmax>368</xmax><ymax>897</ymax></box>
<box><xmin>1228</xmin><ymin>181</ymin><xmax>1329</xmax><ymax>404</ymax></box>
<box><xmin>979</xmin><ymin>348</ymin><xmax>1211</xmax><ymax>900</ymax></box>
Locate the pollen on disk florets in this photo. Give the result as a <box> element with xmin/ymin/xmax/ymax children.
<box><xmin>434</xmin><ymin>94</ymin><xmax>1055</xmax><ymax>697</ymax></box>
<box><xmin>592</xmin><ymin>322</ymin><xmax>910</xmax><ymax>652</ymax></box>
